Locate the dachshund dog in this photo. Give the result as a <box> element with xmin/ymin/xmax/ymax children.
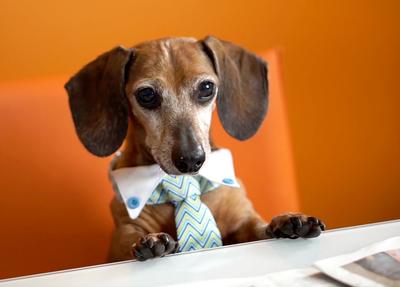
<box><xmin>65</xmin><ymin>36</ymin><xmax>325</xmax><ymax>261</ymax></box>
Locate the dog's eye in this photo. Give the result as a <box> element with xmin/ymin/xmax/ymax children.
<box><xmin>135</xmin><ymin>87</ymin><xmax>161</xmax><ymax>110</ymax></box>
<box><xmin>197</xmin><ymin>81</ymin><xmax>215</xmax><ymax>103</ymax></box>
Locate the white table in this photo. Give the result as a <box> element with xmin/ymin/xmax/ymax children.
<box><xmin>1</xmin><ymin>220</ymin><xmax>399</xmax><ymax>287</ymax></box>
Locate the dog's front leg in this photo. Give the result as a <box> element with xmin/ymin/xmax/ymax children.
<box><xmin>132</xmin><ymin>232</ymin><xmax>178</xmax><ymax>261</ymax></box>
<box><xmin>109</xmin><ymin>224</ymin><xmax>178</xmax><ymax>262</ymax></box>
<box><xmin>265</xmin><ymin>213</ymin><xmax>326</xmax><ymax>239</ymax></box>
<box><xmin>225</xmin><ymin>213</ymin><xmax>326</xmax><ymax>244</ymax></box>
<box><xmin>208</xmin><ymin>186</ymin><xmax>325</xmax><ymax>243</ymax></box>
<box><xmin>109</xmin><ymin>200</ymin><xmax>178</xmax><ymax>262</ymax></box>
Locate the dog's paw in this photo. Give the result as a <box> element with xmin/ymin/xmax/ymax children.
<box><xmin>265</xmin><ymin>213</ymin><xmax>326</xmax><ymax>239</ymax></box>
<box><xmin>132</xmin><ymin>233</ymin><xmax>178</xmax><ymax>261</ymax></box>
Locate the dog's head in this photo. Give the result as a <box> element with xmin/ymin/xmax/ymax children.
<box><xmin>65</xmin><ymin>37</ymin><xmax>268</xmax><ymax>175</ymax></box>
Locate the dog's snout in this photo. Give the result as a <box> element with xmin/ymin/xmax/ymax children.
<box><xmin>172</xmin><ymin>146</ymin><xmax>205</xmax><ymax>173</ymax></box>
<box><xmin>171</xmin><ymin>121</ymin><xmax>207</xmax><ymax>174</ymax></box>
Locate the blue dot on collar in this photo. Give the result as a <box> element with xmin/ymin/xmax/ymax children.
<box><xmin>222</xmin><ymin>178</ymin><xmax>234</xmax><ymax>185</ymax></box>
<box><xmin>127</xmin><ymin>196</ymin><xmax>140</xmax><ymax>209</ymax></box>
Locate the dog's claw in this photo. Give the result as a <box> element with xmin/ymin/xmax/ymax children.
<box><xmin>266</xmin><ymin>213</ymin><xmax>326</xmax><ymax>239</ymax></box>
<box><xmin>132</xmin><ymin>233</ymin><xmax>177</xmax><ymax>261</ymax></box>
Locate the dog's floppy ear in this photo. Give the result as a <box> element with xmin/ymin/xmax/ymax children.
<box><xmin>65</xmin><ymin>46</ymin><xmax>134</xmax><ymax>157</ymax></box>
<box><xmin>201</xmin><ymin>36</ymin><xmax>269</xmax><ymax>140</ymax></box>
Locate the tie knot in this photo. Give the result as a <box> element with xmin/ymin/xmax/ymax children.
<box><xmin>161</xmin><ymin>175</ymin><xmax>201</xmax><ymax>202</ymax></box>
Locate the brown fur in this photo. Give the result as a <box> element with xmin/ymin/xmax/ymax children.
<box><xmin>65</xmin><ymin>36</ymin><xmax>325</xmax><ymax>262</ymax></box>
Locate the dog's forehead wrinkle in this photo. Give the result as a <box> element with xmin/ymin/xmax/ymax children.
<box><xmin>133</xmin><ymin>37</ymin><xmax>197</xmax><ymax>49</ymax></box>
<box><xmin>133</xmin><ymin>38</ymin><xmax>215</xmax><ymax>83</ymax></box>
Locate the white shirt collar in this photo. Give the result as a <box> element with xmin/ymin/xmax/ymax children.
<box><xmin>110</xmin><ymin>148</ymin><xmax>239</xmax><ymax>219</ymax></box>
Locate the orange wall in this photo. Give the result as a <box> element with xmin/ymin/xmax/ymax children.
<box><xmin>1</xmin><ymin>0</ymin><xmax>399</xmax><ymax>228</ymax></box>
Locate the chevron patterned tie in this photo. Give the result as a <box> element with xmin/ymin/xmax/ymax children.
<box><xmin>148</xmin><ymin>175</ymin><xmax>223</xmax><ymax>252</ymax></box>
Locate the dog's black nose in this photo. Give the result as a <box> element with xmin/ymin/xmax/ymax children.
<box><xmin>172</xmin><ymin>147</ymin><xmax>205</xmax><ymax>173</ymax></box>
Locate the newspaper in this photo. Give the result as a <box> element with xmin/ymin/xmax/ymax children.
<box><xmin>314</xmin><ymin>236</ymin><xmax>400</xmax><ymax>287</ymax></box>
<box><xmin>165</xmin><ymin>237</ymin><xmax>400</xmax><ymax>287</ymax></box>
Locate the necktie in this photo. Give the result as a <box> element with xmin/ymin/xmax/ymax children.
<box><xmin>148</xmin><ymin>175</ymin><xmax>223</xmax><ymax>252</ymax></box>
